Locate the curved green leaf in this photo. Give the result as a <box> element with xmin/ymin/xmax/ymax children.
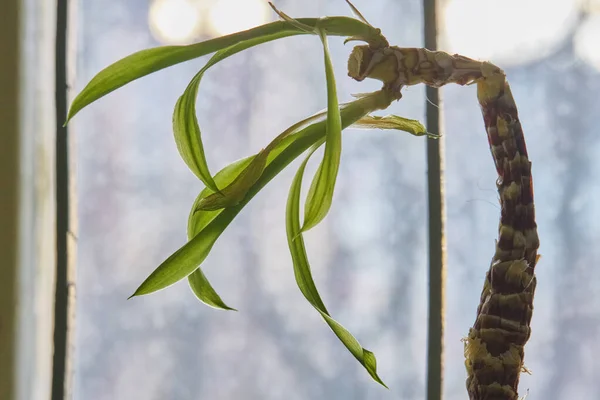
<box><xmin>344</xmin><ymin>0</ymin><xmax>373</xmax><ymax>27</ymax></box>
<box><xmin>286</xmin><ymin>143</ymin><xmax>386</xmax><ymax>387</ymax></box>
<box><xmin>174</xmin><ymin>72</ymin><xmax>219</xmax><ymax>191</ymax></box>
<box><xmin>66</xmin><ymin>17</ymin><xmax>386</xmax><ymax>123</ymax></box>
<box><xmin>187</xmin><ymin>156</ymin><xmax>255</xmax><ymax>242</ymax></box>
<box><xmin>128</xmin><ymin>213</ymin><xmax>232</xmax><ymax>299</ymax></box>
<box><xmin>129</xmin><ymin>90</ymin><xmax>393</xmax><ymax>298</ymax></box>
<box><xmin>268</xmin><ymin>3</ymin><xmax>316</xmax><ymax>33</ymax></box>
<box><xmin>185</xmin><ymin>155</ymin><xmax>253</xmax><ymax>310</ymax></box>
<box><xmin>353</xmin><ymin>114</ymin><xmax>434</xmax><ymax>137</ymax></box>
<box><xmin>186</xmin><ymin>108</ymin><xmax>332</xmax><ymax>243</ymax></box>
<box><xmin>302</xmin><ymin>30</ymin><xmax>343</xmax><ymax>232</ymax></box>
<box><xmin>174</xmin><ymin>31</ymin><xmax>306</xmax><ymax>192</ymax></box>
<box><xmin>185</xmin><ymin>112</ymin><xmax>328</xmax><ymax>309</ymax></box>
<box><xmin>188</xmin><ymin>268</ymin><xmax>237</xmax><ymax>311</ymax></box>
<box><xmin>196</xmin><ymin>111</ymin><xmax>327</xmax><ymax>211</ymax></box>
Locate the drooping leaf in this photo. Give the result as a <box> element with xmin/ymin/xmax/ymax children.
<box><xmin>353</xmin><ymin>114</ymin><xmax>435</xmax><ymax>137</ymax></box>
<box><xmin>128</xmin><ymin>211</ymin><xmax>234</xmax><ymax>299</ymax></box>
<box><xmin>184</xmin><ymin>111</ymin><xmax>327</xmax><ymax>308</ymax></box>
<box><xmin>188</xmin><ymin>268</ymin><xmax>237</xmax><ymax>311</ymax></box>
<box><xmin>302</xmin><ymin>30</ymin><xmax>343</xmax><ymax>233</ymax></box>
<box><xmin>174</xmin><ymin>31</ymin><xmax>310</xmax><ymax>193</ymax></box>
<box><xmin>174</xmin><ymin>72</ymin><xmax>220</xmax><ymax>192</ymax></box>
<box><xmin>285</xmin><ymin>143</ymin><xmax>387</xmax><ymax>387</ymax></box>
<box><xmin>129</xmin><ymin>90</ymin><xmax>393</xmax><ymax>298</ymax></box>
<box><xmin>66</xmin><ymin>17</ymin><xmax>387</xmax><ymax>123</ymax></box>
<box><xmin>185</xmin><ymin>155</ymin><xmax>254</xmax><ymax>310</ymax></box>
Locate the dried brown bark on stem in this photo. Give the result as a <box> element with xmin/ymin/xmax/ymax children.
<box><xmin>348</xmin><ymin>45</ymin><xmax>540</xmax><ymax>400</ymax></box>
<box><xmin>465</xmin><ymin>74</ymin><xmax>539</xmax><ymax>400</ymax></box>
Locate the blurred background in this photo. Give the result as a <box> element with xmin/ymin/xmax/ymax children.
<box><xmin>72</xmin><ymin>0</ymin><xmax>600</xmax><ymax>399</ymax></box>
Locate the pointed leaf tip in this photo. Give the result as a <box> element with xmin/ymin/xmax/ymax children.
<box><xmin>352</xmin><ymin>114</ymin><xmax>429</xmax><ymax>137</ymax></box>
<box><xmin>286</xmin><ymin>144</ymin><xmax>386</xmax><ymax>387</ymax></box>
<box><xmin>269</xmin><ymin>2</ymin><xmax>315</xmax><ymax>33</ymax></box>
<box><xmin>188</xmin><ymin>268</ymin><xmax>237</xmax><ymax>311</ymax></box>
<box><xmin>345</xmin><ymin>0</ymin><xmax>373</xmax><ymax>27</ymax></box>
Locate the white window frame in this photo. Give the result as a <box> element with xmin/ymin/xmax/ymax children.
<box><xmin>0</xmin><ymin>1</ymin><xmax>75</xmax><ymax>399</ymax></box>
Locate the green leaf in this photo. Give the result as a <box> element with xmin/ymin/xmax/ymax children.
<box><xmin>174</xmin><ymin>72</ymin><xmax>219</xmax><ymax>192</ymax></box>
<box><xmin>184</xmin><ymin>112</ymin><xmax>328</xmax><ymax>308</ymax></box>
<box><xmin>196</xmin><ymin>111</ymin><xmax>327</xmax><ymax>211</ymax></box>
<box><xmin>353</xmin><ymin>114</ymin><xmax>435</xmax><ymax>137</ymax></box>
<box><xmin>286</xmin><ymin>143</ymin><xmax>387</xmax><ymax>387</ymax></box>
<box><xmin>129</xmin><ymin>90</ymin><xmax>393</xmax><ymax>298</ymax></box>
<box><xmin>66</xmin><ymin>17</ymin><xmax>387</xmax><ymax>123</ymax></box>
<box><xmin>128</xmin><ymin>212</ymin><xmax>234</xmax><ymax>299</ymax></box>
<box><xmin>344</xmin><ymin>0</ymin><xmax>373</xmax><ymax>27</ymax></box>
<box><xmin>183</xmin><ymin>111</ymin><xmax>332</xmax><ymax>308</ymax></box>
<box><xmin>185</xmin><ymin>155</ymin><xmax>254</xmax><ymax>310</ymax></box>
<box><xmin>188</xmin><ymin>268</ymin><xmax>237</xmax><ymax>311</ymax></box>
<box><xmin>302</xmin><ymin>30</ymin><xmax>343</xmax><ymax>233</ymax></box>
<box><xmin>195</xmin><ymin>153</ymin><xmax>268</xmax><ymax>211</ymax></box>
<box><xmin>268</xmin><ymin>2</ymin><xmax>316</xmax><ymax>33</ymax></box>
<box><xmin>187</xmin><ymin>156</ymin><xmax>255</xmax><ymax>242</ymax></box>
<box><xmin>174</xmin><ymin>31</ymin><xmax>307</xmax><ymax>192</ymax></box>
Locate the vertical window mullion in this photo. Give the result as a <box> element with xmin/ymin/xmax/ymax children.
<box><xmin>1</xmin><ymin>0</ymin><xmax>61</xmax><ymax>399</ymax></box>
<box><xmin>52</xmin><ymin>0</ymin><xmax>77</xmax><ymax>398</ymax></box>
<box><xmin>424</xmin><ymin>0</ymin><xmax>446</xmax><ymax>399</ymax></box>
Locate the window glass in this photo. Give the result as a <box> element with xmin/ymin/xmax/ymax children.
<box><xmin>73</xmin><ymin>1</ymin><xmax>600</xmax><ymax>399</ymax></box>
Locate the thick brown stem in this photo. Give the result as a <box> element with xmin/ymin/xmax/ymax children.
<box><xmin>347</xmin><ymin>46</ymin><xmax>540</xmax><ymax>399</ymax></box>
<box><xmin>464</xmin><ymin>77</ymin><xmax>539</xmax><ymax>400</ymax></box>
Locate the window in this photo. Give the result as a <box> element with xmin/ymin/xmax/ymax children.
<box><xmin>73</xmin><ymin>2</ymin><xmax>429</xmax><ymax>399</ymax></box>
<box><xmin>3</xmin><ymin>1</ymin><xmax>600</xmax><ymax>400</ymax></box>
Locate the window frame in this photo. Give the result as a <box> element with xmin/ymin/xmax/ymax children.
<box><xmin>0</xmin><ymin>1</ymin><xmax>443</xmax><ymax>399</ymax></box>
<box><xmin>0</xmin><ymin>0</ymin><xmax>62</xmax><ymax>400</ymax></box>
